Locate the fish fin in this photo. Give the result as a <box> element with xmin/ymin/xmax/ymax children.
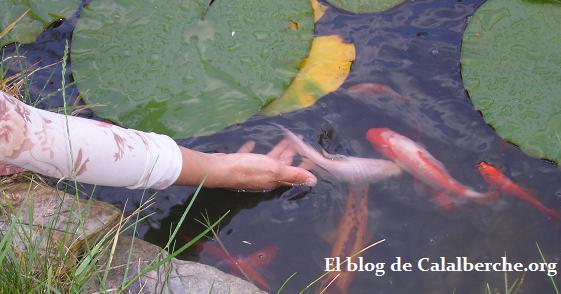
<box><xmin>431</xmin><ymin>191</ymin><xmax>455</xmax><ymax>211</ymax></box>
<box><xmin>483</xmin><ymin>190</ymin><xmax>501</xmax><ymax>204</ymax></box>
<box><xmin>467</xmin><ymin>190</ymin><xmax>500</xmax><ymax>205</ymax></box>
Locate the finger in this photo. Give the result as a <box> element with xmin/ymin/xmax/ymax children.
<box><xmin>237</xmin><ymin>140</ymin><xmax>256</xmax><ymax>153</ymax></box>
<box><xmin>267</xmin><ymin>138</ymin><xmax>289</xmax><ymax>159</ymax></box>
<box><xmin>278</xmin><ymin>143</ymin><xmax>297</xmax><ymax>165</ymax></box>
<box><xmin>276</xmin><ymin>165</ymin><xmax>317</xmax><ymax>187</ymax></box>
<box><xmin>298</xmin><ymin>158</ymin><xmax>315</xmax><ymax>170</ymax></box>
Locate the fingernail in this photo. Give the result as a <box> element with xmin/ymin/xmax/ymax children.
<box><xmin>303</xmin><ymin>177</ymin><xmax>317</xmax><ymax>186</ymax></box>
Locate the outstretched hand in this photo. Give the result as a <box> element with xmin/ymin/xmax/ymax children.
<box><xmin>175</xmin><ymin>139</ymin><xmax>317</xmax><ymax>191</ymax></box>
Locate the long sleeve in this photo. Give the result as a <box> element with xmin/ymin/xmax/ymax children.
<box><xmin>0</xmin><ymin>90</ymin><xmax>183</xmax><ymax>190</ymax></box>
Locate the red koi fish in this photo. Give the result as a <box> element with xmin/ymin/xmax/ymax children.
<box><xmin>366</xmin><ymin>128</ymin><xmax>493</xmax><ymax>206</ymax></box>
<box><xmin>477</xmin><ymin>161</ymin><xmax>561</xmax><ymax>220</ymax></box>
<box><xmin>348</xmin><ymin>83</ymin><xmax>409</xmax><ymax>101</ymax></box>
<box><xmin>320</xmin><ymin>185</ymin><xmax>370</xmax><ymax>294</ymax></box>
<box><xmin>203</xmin><ymin>243</ymin><xmax>278</xmax><ymax>290</ymax></box>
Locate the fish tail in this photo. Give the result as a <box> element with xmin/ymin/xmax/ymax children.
<box><xmin>431</xmin><ymin>191</ymin><xmax>455</xmax><ymax>211</ymax></box>
<box><xmin>464</xmin><ymin>190</ymin><xmax>500</xmax><ymax>205</ymax></box>
<box><xmin>539</xmin><ymin>207</ymin><xmax>561</xmax><ymax>221</ymax></box>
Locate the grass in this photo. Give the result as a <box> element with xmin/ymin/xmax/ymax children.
<box><xmin>0</xmin><ymin>175</ymin><xmax>217</xmax><ymax>293</ymax></box>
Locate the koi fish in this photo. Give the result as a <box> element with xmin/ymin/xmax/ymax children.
<box><xmin>348</xmin><ymin>83</ymin><xmax>409</xmax><ymax>101</ymax></box>
<box><xmin>203</xmin><ymin>243</ymin><xmax>278</xmax><ymax>290</ymax></box>
<box><xmin>477</xmin><ymin>161</ymin><xmax>561</xmax><ymax>220</ymax></box>
<box><xmin>365</xmin><ymin>128</ymin><xmax>493</xmax><ymax>205</ymax></box>
<box><xmin>320</xmin><ymin>185</ymin><xmax>369</xmax><ymax>294</ymax></box>
<box><xmin>279</xmin><ymin>125</ymin><xmax>402</xmax><ymax>185</ymax></box>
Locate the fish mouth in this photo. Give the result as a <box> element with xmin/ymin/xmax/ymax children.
<box><xmin>476</xmin><ymin>161</ymin><xmax>490</xmax><ymax>171</ymax></box>
<box><xmin>365</xmin><ymin>128</ymin><xmax>389</xmax><ymax>144</ymax></box>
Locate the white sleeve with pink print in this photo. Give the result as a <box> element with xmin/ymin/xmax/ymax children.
<box><xmin>0</xmin><ymin>90</ymin><xmax>183</xmax><ymax>190</ymax></box>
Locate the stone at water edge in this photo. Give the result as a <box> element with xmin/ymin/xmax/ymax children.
<box><xmin>0</xmin><ymin>182</ymin><xmax>121</xmax><ymax>259</ymax></box>
<box><xmin>86</xmin><ymin>236</ymin><xmax>267</xmax><ymax>294</ymax></box>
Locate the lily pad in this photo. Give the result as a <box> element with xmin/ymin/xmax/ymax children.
<box><xmin>462</xmin><ymin>0</ymin><xmax>561</xmax><ymax>162</ymax></box>
<box><xmin>261</xmin><ymin>35</ymin><xmax>355</xmax><ymax>115</ymax></box>
<box><xmin>0</xmin><ymin>0</ymin><xmax>80</xmax><ymax>46</ymax></box>
<box><xmin>72</xmin><ymin>0</ymin><xmax>314</xmax><ymax>138</ymax></box>
<box><xmin>327</xmin><ymin>0</ymin><xmax>403</xmax><ymax>13</ymax></box>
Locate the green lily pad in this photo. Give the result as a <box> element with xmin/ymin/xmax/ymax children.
<box><xmin>462</xmin><ymin>0</ymin><xmax>561</xmax><ymax>162</ymax></box>
<box><xmin>72</xmin><ymin>0</ymin><xmax>314</xmax><ymax>138</ymax></box>
<box><xmin>0</xmin><ymin>0</ymin><xmax>80</xmax><ymax>46</ymax></box>
<box><xmin>327</xmin><ymin>0</ymin><xmax>403</xmax><ymax>13</ymax></box>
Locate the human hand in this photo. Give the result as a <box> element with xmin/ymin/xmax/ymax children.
<box><xmin>175</xmin><ymin>139</ymin><xmax>317</xmax><ymax>191</ymax></box>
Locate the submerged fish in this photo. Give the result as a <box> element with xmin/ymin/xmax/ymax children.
<box><xmin>365</xmin><ymin>128</ymin><xmax>493</xmax><ymax>205</ymax></box>
<box><xmin>319</xmin><ymin>185</ymin><xmax>370</xmax><ymax>294</ymax></box>
<box><xmin>279</xmin><ymin>125</ymin><xmax>402</xmax><ymax>185</ymax></box>
<box><xmin>477</xmin><ymin>161</ymin><xmax>561</xmax><ymax>220</ymax></box>
<box><xmin>348</xmin><ymin>83</ymin><xmax>408</xmax><ymax>101</ymax></box>
<box><xmin>203</xmin><ymin>243</ymin><xmax>278</xmax><ymax>290</ymax></box>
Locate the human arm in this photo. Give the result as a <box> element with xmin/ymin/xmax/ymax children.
<box><xmin>0</xmin><ymin>90</ymin><xmax>316</xmax><ymax>190</ymax></box>
<box><xmin>175</xmin><ymin>144</ymin><xmax>317</xmax><ymax>191</ymax></box>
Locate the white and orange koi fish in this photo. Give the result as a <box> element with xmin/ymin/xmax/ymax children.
<box><xmin>279</xmin><ymin>126</ymin><xmax>402</xmax><ymax>185</ymax></box>
<box><xmin>366</xmin><ymin>128</ymin><xmax>494</xmax><ymax>205</ymax></box>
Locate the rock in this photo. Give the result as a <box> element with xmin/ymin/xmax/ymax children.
<box><xmin>0</xmin><ymin>181</ymin><xmax>265</xmax><ymax>293</ymax></box>
<box><xmin>0</xmin><ymin>181</ymin><xmax>121</xmax><ymax>260</ymax></box>
<box><xmin>88</xmin><ymin>236</ymin><xmax>267</xmax><ymax>294</ymax></box>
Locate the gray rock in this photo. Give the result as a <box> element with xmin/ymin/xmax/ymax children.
<box><xmin>88</xmin><ymin>236</ymin><xmax>267</xmax><ymax>294</ymax></box>
<box><xmin>0</xmin><ymin>182</ymin><xmax>121</xmax><ymax>258</ymax></box>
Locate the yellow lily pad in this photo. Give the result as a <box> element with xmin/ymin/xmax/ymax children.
<box><xmin>261</xmin><ymin>35</ymin><xmax>355</xmax><ymax>115</ymax></box>
<box><xmin>311</xmin><ymin>0</ymin><xmax>328</xmax><ymax>22</ymax></box>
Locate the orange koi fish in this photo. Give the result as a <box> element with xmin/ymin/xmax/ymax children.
<box><xmin>203</xmin><ymin>243</ymin><xmax>278</xmax><ymax>290</ymax></box>
<box><xmin>366</xmin><ymin>128</ymin><xmax>493</xmax><ymax>206</ymax></box>
<box><xmin>477</xmin><ymin>161</ymin><xmax>561</xmax><ymax>220</ymax></box>
<box><xmin>348</xmin><ymin>83</ymin><xmax>409</xmax><ymax>101</ymax></box>
<box><xmin>320</xmin><ymin>185</ymin><xmax>369</xmax><ymax>294</ymax></box>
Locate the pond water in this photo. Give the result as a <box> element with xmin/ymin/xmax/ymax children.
<box><xmin>3</xmin><ymin>0</ymin><xmax>561</xmax><ymax>293</ymax></box>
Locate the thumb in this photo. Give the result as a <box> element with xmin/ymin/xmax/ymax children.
<box><xmin>277</xmin><ymin>165</ymin><xmax>317</xmax><ymax>187</ymax></box>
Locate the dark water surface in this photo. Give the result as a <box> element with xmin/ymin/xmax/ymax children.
<box><xmin>3</xmin><ymin>0</ymin><xmax>561</xmax><ymax>292</ymax></box>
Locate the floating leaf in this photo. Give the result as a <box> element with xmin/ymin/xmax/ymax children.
<box><xmin>261</xmin><ymin>35</ymin><xmax>355</xmax><ymax>115</ymax></box>
<box><xmin>72</xmin><ymin>0</ymin><xmax>314</xmax><ymax>138</ymax></box>
<box><xmin>0</xmin><ymin>0</ymin><xmax>80</xmax><ymax>46</ymax></box>
<box><xmin>311</xmin><ymin>0</ymin><xmax>329</xmax><ymax>22</ymax></box>
<box><xmin>326</xmin><ymin>0</ymin><xmax>403</xmax><ymax>13</ymax></box>
<box><xmin>462</xmin><ymin>0</ymin><xmax>561</xmax><ymax>162</ymax></box>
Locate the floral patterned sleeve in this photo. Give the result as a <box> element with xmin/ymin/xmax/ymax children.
<box><xmin>0</xmin><ymin>90</ymin><xmax>183</xmax><ymax>190</ymax></box>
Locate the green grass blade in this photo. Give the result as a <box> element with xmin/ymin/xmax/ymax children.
<box><xmin>536</xmin><ymin>242</ymin><xmax>559</xmax><ymax>294</ymax></box>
